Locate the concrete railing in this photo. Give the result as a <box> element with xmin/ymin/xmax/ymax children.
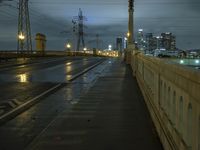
<box><xmin>129</xmin><ymin>50</ymin><xmax>200</xmax><ymax>150</ymax></box>
<box><xmin>0</xmin><ymin>50</ymin><xmax>119</xmax><ymax>58</ymax></box>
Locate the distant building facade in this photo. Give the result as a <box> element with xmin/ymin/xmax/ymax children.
<box><xmin>137</xmin><ymin>29</ymin><xmax>145</xmax><ymax>50</ymax></box>
<box><xmin>161</xmin><ymin>32</ymin><xmax>176</xmax><ymax>50</ymax></box>
<box><xmin>145</xmin><ymin>33</ymin><xmax>155</xmax><ymax>52</ymax></box>
<box><xmin>137</xmin><ymin>30</ymin><xmax>177</xmax><ymax>53</ymax></box>
<box><xmin>116</xmin><ymin>37</ymin><xmax>123</xmax><ymax>51</ymax></box>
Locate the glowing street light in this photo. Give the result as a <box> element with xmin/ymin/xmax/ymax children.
<box><xmin>18</xmin><ymin>32</ymin><xmax>25</xmax><ymax>51</ymax></box>
<box><xmin>66</xmin><ymin>43</ymin><xmax>71</xmax><ymax>49</ymax></box>
<box><xmin>127</xmin><ymin>32</ymin><xmax>130</xmax><ymax>37</ymax></box>
<box><xmin>138</xmin><ymin>29</ymin><xmax>143</xmax><ymax>32</ymax></box>
<box><xmin>65</xmin><ymin>43</ymin><xmax>71</xmax><ymax>51</ymax></box>
<box><xmin>18</xmin><ymin>33</ymin><xmax>25</xmax><ymax>40</ymax></box>
<box><xmin>108</xmin><ymin>45</ymin><xmax>112</xmax><ymax>50</ymax></box>
<box><xmin>83</xmin><ymin>47</ymin><xmax>87</xmax><ymax>51</ymax></box>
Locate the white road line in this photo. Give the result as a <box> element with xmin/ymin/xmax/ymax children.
<box><xmin>0</xmin><ymin>83</ymin><xmax>61</xmax><ymax>120</ymax></box>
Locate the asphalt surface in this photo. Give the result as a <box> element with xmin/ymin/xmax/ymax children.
<box><xmin>0</xmin><ymin>57</ymin><xmax>163</xmax><ymax>150</ymax></box>
<box><xmin>0</xmin><ymin>57</ymin><xmax>105</xmax><ymax>120</ymax></box>
<box><xmin>26</xmin><ymin>59</ymin><xmax>163</xmax><ymax>150</ymax></box>
<box><xmin>0</xmin><ymin>56</ymin><xmax>110</xmax><ymax>150</ymax></box>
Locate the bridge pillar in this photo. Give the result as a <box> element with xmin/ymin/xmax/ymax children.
<box><xmin>35</xmin><ymin>33</ymin><xmax>46</xmax><ymax>55</ymax></box>
<box><xmin>125</xmin><ymin>0</ymin><xmax>135</xmax><ymax>64</ymax></box>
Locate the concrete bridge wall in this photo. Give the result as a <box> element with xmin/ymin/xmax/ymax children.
<box><xmin>129</xmin><ymin>50</ymin><xmax>200</xmax><ymax>150</ymax></box>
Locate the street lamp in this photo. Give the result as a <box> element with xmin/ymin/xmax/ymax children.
<box><xmin>66</xmin><ymin>44</ymin><xmax>71</xmax><ymax>49</ymax></box>
<box><xmin>18</xmin><ymin>33</ymin><xmax>25</xmax><ymax>40</ymax></box>
<box><xmin>127</xmin><ymin>32</ymin><xmax>130</xmax><ymax>37</ymax></box>
<box><xmin>83</xmin><ymin>47</ymin><xmax>87</xmax><ymax>51</ymax></box>
<box><xmin>108</xmin><ymin>45</ymin><xmax>112</xmax><ymax>50</ymax></box>
<box><xmin>18</xmin><ymin>32</ymin><xmax>25</xmax><ymax>51</ymax></box>
<box><xmin>65</xmin><ymin>43</ymin><xmax>71</xmax><ymax>52</ymax></box>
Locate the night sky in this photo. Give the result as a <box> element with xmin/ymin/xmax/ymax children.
<box><xmin>0</xmin><ymin>0</ymin><xmax>200</xmax><ymax>50</ymax></box>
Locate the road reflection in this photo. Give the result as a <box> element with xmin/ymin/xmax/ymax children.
<box><xmin>65</xmin><ymin>65</ymin><xmax>72</xmax><ymax>72</ymax></box>
<box><xmin>17</xmin><ymin>74</ymin><xmax>28</xmax><ymax>83</ymax></box>
<box><xmin>66</xmin><ymin>75</ymin><xmax>72</xmax><ymax>80</ymax></box>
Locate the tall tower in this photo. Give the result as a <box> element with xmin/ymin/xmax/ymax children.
<box><xmin>128</xmin><ymin>0</ymin><xmax>135</xmax><ymax>48</ymax></box>
<box><xmin>74</xmin><ymin>8</ymin><xmax>86</xmax><ymax>51</ymax></box>
<box><xmin>17</xmin><ymin>0</ymin><xmax>32</xmax><ymax>53</ymax></box>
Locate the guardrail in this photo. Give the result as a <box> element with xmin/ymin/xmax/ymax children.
<box><xmin>129</xmin><ymin>50</ymin><xmax>200</xmax><ymax>150</ymax></box>
<box><xmin>0</xmin><ymin>50</ymin><xmax>119</xmax><ymax>60</ymax></box>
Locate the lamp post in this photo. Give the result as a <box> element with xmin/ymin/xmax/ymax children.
<box><xmin>108</xmin><ymin>44</ymin><xmax>112</xmax><ymax>51</ymax></box>
<box><xmin>66</xmin><ymin>43</ymin><xmax>71</xmax><ymax>51</ymax></box>
<box><xmin>18</xmin><ymin>32</ymin><xmax>25</xmax><ymax>52</ymax></box>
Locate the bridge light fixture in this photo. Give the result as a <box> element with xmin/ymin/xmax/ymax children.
<box><xmin>127</xmin><ymin>32</ymin><xmax>130</xmax><ymax>37</ymax></box>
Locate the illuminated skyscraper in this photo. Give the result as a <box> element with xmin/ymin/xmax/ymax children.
<box><xmin>116</xmin><ymin>37</ymin><xmax>123</xmax><ymax>52</ymax></box>
<box><xmin>137</xmin><ymin>29</ymin><xmax>145</xmax><ymax>50</ymax></box>
<box><xmin>145</xmin><ymin>33</ymin><xmax>157</xmax><ymax>52</ymax></box>
<box><xmin>161</xmin><ymin>32</ymin><xmax>176</xmax><ymax>50</ymax></box>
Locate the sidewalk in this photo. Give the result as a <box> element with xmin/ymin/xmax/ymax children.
<box><xmin>27</xmin><ymin>59</ymin><xmax>163</xmax><ymax>150</ymax></box>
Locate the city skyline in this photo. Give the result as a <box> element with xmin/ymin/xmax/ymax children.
<box><xmin>0</xmin><ymin>0</ymin><xmax>200</xmax><ymax>50</ymax></box>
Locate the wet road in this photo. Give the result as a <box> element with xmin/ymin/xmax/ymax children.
<box><xmin>0</xmin><ymin>57</ymin><xmax>101</xmax><ymax>82</ymax></box>
<box><xmin>0</xmin><ymin>56</ymin><xmax>111</xmax><ymax>150</ymax></box>
<box><xmin>0</xmin><ymin>57</ymin><xmax>105</xmax><ymax>116</ymax></box>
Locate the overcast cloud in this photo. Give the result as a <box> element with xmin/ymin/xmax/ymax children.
<box><xmin>0</xmin><ymin>0</ymin><xmax>200</xmax><ymax>50</ymax></box>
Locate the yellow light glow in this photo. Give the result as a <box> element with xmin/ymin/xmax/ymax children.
<box><xmin>17</xmin><ymin>74</ymin><xmax>28</xmax><ymax>82</ymax></box>
<box><xmin>66</xmin><ymin>75</ymin><xmax>72</xmax><ymax>80</ymax></box>
<box><xmin>127</xmin><ymin>32</ymin><xmax>130</xmax><ymax>37</ymax></box>
<box><xmin>66</xmin><ymin>65</ymin><xmax>72</xmax><ymax>72</ymax></box>
<box><xmin>66</xmin><ymin>43</ymin><xmax>71</xmax><ymax>48</ymax></box>
<box><xmin>18</xmin><ymin>33</ymin><xmax>25</xmax><ymax>40</ymax></box>
<box><xmin>66</xmin><ymin>62</ymin><xmax>72</xmax><ymax>65</ymax></box>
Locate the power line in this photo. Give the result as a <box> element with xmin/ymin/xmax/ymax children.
<box><xmin>30</xmin><ymin>1</ymin><xmax>127</xmax><ymax>6</ymax></box>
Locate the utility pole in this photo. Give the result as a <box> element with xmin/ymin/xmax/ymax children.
<box><xmin>17</xmin><ymin>0</ymin><xmax>32</xmax><ymax>53</ymax></box>
<box><xmin>73</xmin><ymin>8</ymin><xmax>87</xmax><ymax>51</ymax></box>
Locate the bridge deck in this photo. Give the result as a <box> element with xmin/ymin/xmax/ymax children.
<box><xmin>28</xmin><ymin>59</ymin><xmax>163</xmax><ymax>150</ymax></box>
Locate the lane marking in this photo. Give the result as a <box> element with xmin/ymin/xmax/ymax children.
<box><xmin>0</xmin><ymin>83</ymin><xmax>61</xmax><ymax>121</ymax></box>
<box><xmin>8</xmin><ymin>101</ymin><xmax>17</xmax><ymax>108</ymax></box>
